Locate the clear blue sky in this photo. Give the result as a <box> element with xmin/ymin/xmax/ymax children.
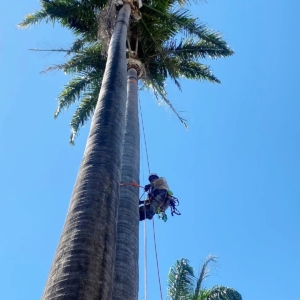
<box><xmin>1</xmin><ymin>1</ymin><xmax>300</xmax><ymax>299</ymax></box>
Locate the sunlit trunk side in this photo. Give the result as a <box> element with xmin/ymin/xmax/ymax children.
<box><xmin>42</xmin><ymin>4</ymin><xmax>131</xmax><ymax>300</ymax></box>
<box><xmin>113</xmin><ymin>68</ymin><xmax>140</xmax><ymax>300</ymax></box>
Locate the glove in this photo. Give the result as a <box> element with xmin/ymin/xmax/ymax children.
<box><xmin>144</xmin><ymin>184</ymin><xmax>151</xmax><ymax>192</ymax></box>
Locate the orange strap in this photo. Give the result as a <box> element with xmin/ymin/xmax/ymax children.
<box><xmin>120</xmin><ymin>182</ymin><xmax>144</xmax><ymax>189</ymax></box>
<box><xmin>128</xmin><ymin>79</ymin><xmax>137</xmax><ymax>84</ymax></box>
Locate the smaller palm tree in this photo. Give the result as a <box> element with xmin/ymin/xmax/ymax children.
<box><xmin>167</xmin><ymin>255</ymin><xmax>242</xmax><ymax>300</ymax></box>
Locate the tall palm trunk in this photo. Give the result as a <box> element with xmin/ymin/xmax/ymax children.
<box><xmin>113</xmin><ymin>68</ymin><xmax>140</xmax><ymax>300</ymax></box>
<box><xmin>42</xmin><ymin>4</ymin><xmax>131</xmax><ymax>300</ymax></box>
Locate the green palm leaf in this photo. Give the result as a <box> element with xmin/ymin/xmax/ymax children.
<box><xmin>69</xmin><ymin>85</ymin><xmax>100</xmax><ymax>144</ymax></box>
<box><xmin>49</xmin><ymin>44</ymin><xmax>106</xmax><ymax>74</ymax></box>
<box><xmin>164</xmin><ymin>39</ymin><xmax>234</xmax><ymax>60</ymax></box>
<box><xmin>144</xmin><ymin>79</ymin><xmax>189</xmax><ymax>128</ymax></box>
<box><xmin>54</xmin><ymin>71</ymin><xmax>101</xmax><ymax>117</ymax></box>
<box><xmin>168</xmin><ymin>258</ymin><xmax>196</xmax><ymax>300</ymax></box>
<box><xmin>204</xmin><ymin>286</ymin><xmax>242</xmax><ymax>300</ymax></box>
<box><xmin>168</xmin><ymin>256</ymin><xmax>242</xmax><ymax>300</ymax></box>
<box><xmin>21</xmin><ymin>0</ymin><xmax>233</xmax><ymax>142</ymax></box>
<box><xmin>178</xmin><ymin>61</ymin><xmax>221</xmax><ymax>83</ymax></box>
<box><xmin>143</xmin><ymin>3</ymin><xmax>230</xmax><ymax>49</ymax></box>
<box><xmin>18</xmin><ymin>0</ymin><xmax>103</xmax><ymax>39</ymax></box>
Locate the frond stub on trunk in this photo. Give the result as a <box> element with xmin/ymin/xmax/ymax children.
<box><xmin>127</xmin><ymin>58</ymin><xmax>145</xmax><ymax>78</ymax></box>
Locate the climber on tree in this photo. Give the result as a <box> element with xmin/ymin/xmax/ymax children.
<box><xmin>139</xmin><ymin>173</ymin><xmax>172</xmax><ymax>221</ymax></box>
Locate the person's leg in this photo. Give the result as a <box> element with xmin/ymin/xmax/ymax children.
<box><xmin>139</xmin><ymin>204</ymin><xmax>150</xmax><ymax>221</ymax></box>
<box><xmin>139</xmin><ymin>191</ymin><xmax>169</xmax><ymax>220</ymax></box>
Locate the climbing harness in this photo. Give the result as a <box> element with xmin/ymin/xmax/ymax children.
<box><xmin>120</xmin><ymin>182</ymin><xmax>181</xmax><ymax>219</ymax></box>
<box><xmin>155</xmin><ymin>191</ymin><xmax>181</xmax><ymax>221</ymax></box>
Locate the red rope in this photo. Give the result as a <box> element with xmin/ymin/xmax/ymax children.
<box><xmin>152</xmin><ymin>218</ymin><xmax>163</xmax><ymax>300</ymax></box>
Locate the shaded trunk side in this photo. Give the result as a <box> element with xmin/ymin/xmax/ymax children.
<box><xmin>42</xmin><ymin>4</ymin><xmax>131</xmax><ymax>300</ymax></box>
<box><xmin>113</xmin><ymin>68</ymin><xmax>140</xmax><ymax>300</ymax></box>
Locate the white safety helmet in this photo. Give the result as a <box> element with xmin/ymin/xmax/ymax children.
<box><xmin>148</xmin><ymin>173</ymin><xmax>159</xmax><ymax>182</ymax></box>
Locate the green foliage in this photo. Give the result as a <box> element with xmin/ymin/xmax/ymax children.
<box><xmin>18</xmin><ymin>0</ymin><xmax>104</xmax><ymax>40</ymax></box>
<box><xmin>20</xmin><ymin>0</ymin><xmax>234</xmax><ymax>143</ymax></box>
<box><xmin>69</xmin><ymin>85</ymin><xmax>100</xmax><ymax>144</ymax></box>
<box><xmin>54</xmin><ymin>71</ymin><xmax>101</xmax><ymax>116</ymax></box>
<box><xmin>168</xmin><ymin>258</ymin><xmax>195</xmax><ymax>299</ymax></box>
<box><xmin>204</xmin><ymin>286</ymin><xmax>243</xmax><ymax>300</ymax></box>
<box><xmin>167</xmin><ymin>256</ymin><xmax>242</xmax><ymax>300</ymax></box>
<box><xmin>164</xmin><ymin>39</ymin><xmax>234</xmax><ymax>60</ymax></box>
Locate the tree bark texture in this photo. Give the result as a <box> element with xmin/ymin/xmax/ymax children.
<box><xmin>113</xmin><ymin>68</ymin><xmax>140</xmax><ymax>300</ymax></box>
<box><xmin>42</xmin><ymin>4</ymin><xmax>131</xmax><ymax>300</ymax></box>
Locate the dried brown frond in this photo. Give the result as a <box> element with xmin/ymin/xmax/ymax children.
<box><xmin>97</xmin><ymin>0</ymin><xmax>116</xmax><ymax>54</ymax></box>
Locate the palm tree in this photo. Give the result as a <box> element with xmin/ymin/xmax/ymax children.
<box><xmin>113</xmin><ymin>67</ymin><xmax>140</xmax><ymax>300</ymax></box>
<box><xmin>21</xmin><ymin>1</ymin><xmax>134</xmax><ymax>298</ymax></box>
<box><xmin>19</xmin><ymin>1</ymin><xmax>234</xmax><ymax>299</ymax></box>
<box><xmin>167</xmin><ymin>256</ymin><xmax>242</xmax><ymax>300</ymax></box>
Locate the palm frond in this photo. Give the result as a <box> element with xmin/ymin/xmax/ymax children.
<box><xmin>88</xmin><ymin>0</ymin><xmax>109</xmax><ymax>6</ymax></box>
<box><xmin>164</xmin><ymin>39</ymin><xmax>234</xmax><ymax>60</ymax></box>
<box><xmin>167</xmin><ymin>256</ymin><xmax>242</xmax><ymax>300</ymax></box>
<box><xmin>178</xmin><ymin>61</ymin><xmax>221</xmax><ymax>83</ymax></box>
<box><xmin>146</xmin><ymin>79</ymin><xmax>189</xmax><ymax>129</ymax></box>
<box><xmin>67</xmin><ymin>38</ymin><xmax>86</xmax><ymax>54</ymax></box>
<box><xmin>69</xmin><ymin>85</ymin><xmax>100</xmax><ymax>144</ymax></box>
<box><xmin>42</xmin><ymin>43</ymin><xmax>106</xmax><ymax>75</ymax></box>
<box><xmin>19</xmin><ymin>0</ymin><xmax>100</xmax><ymax>38</ymax></box>
<box><xmin>23</xmin><ymin>0</ymin><xmax>234</xmax><ymax>142</ymax></box>
<box><xmin>193</xmin><ymin>255</ymin><xmax>218</xmax><ymax>299</ymax></box>
<box><xmin>205</xmin><ymin>286</ymin><xmax>242</xmax><ymax>300</ymax></box>
<box><xmin>163</xmin><ymin>0</ymin><xmax>207</xmax><ymax>6</ymax></box>
<box><xmin>173</xmin><ymin>78</ymin><xmax>182</xmax><ymax>91</ymax></box>
<box><xmin>139</xmin><ymin>16</ymin><xmax>166</xmax><ymax>57</ymax></box>
<box><xmin>169</xmin><ymin>7</ymin><xmax>229</xmax><ymax>48</ymax></box>
<box><xmin>167</xmin><ymin>258</ymin><xmax>196</xmax><ymax>300</ymax></box>
<box><xmin>29</xmin><ymin>39</ymin><xmax>87</xmax><ymax>56</ymax></box>
<box><xmin>143</xmin><ymin>4</ymin><xmax>230</xmax><ymax>49</ymax></box>
<box><xmin>54</xmin><ymin>71</ymin><xmax>101</xmax><ymax>118</ymax></box>
<box><xmin>18</xmin><ymin>10</ymin><xmax>50</xmax><ymax>28</ymax></box>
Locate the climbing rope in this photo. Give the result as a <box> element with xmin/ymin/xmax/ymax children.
<box><xmin>139</xmin><ymin>98</ymin><xmax>151</xmax><ymax>174</ymax></box>
<box><xmin>140</xmin><ymin>98</ymin><xmax>149</xmax><ymax>300</ymax></box>
<box><xmin>143</xmin><ymin>200</ymin><xmax>148</xmax><ymax>300</ymax></box>
<box><xmin>139</xmin><ymin>99</ymin><xmax>163</xmax><ymax>300</ymax></box>
<box><xmin>152</xmin><ymin>218</ymin><xmax>164</xmax><ymax>300</ymax></box>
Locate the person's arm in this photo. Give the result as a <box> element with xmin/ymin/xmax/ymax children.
<box><xmin>144</xmin><ymin>184</ymin><xmax>151</xmax><ymax>192</ymax></box>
